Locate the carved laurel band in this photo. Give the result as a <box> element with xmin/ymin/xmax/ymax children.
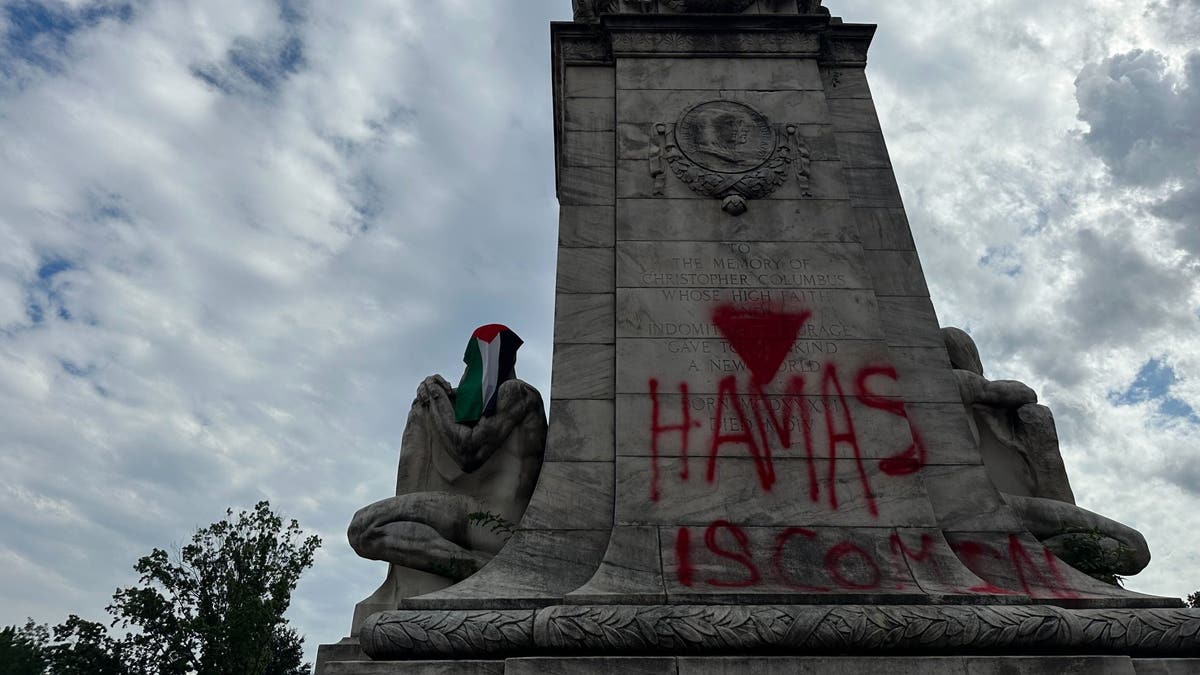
<box><xmin>360</xmin><ymin>605</ymin><xmax>1200</xmax><ymax>660</ymax></box>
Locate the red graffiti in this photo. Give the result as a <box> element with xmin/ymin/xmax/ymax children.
<box><xmin>952</xmin><ymin>540</ymin><xmax>1023</xmax><ymax>595</ymax></box>
<box><xmin>648</xmin><ymin>361</ymin><xmax>922</xmax><ymax>510</ymax></box>
<box><xmin>889</xmin><ymin>532</ymin><xmax>935</xmax><ymax>563</ymax></box>
<box><xmin>1006</xmin><ymin>534</ymin><xmax>1077</xmax><ymax>600</ymax></box>
<box><xmin>856</xmin><ymin>365</ymin><xmax>926</xmax><ymax>476</ymax></box>
<box><xmin>675</xmin><ymin>527</ymin><xmax>694</xmax><ymax>587</ymax></box>
<box><xmin>748</xmin><ymin>377</ymin><xmax>818</xmax><ymax>501</ymax></box>
<box><xmin>703</xmin><ymin>521</ymin><xmax>760</xmax><ymax>588</ymax></box>
<box><xmin>772</xmin><ymin>527</ymin><xmax>830</xmax><ymax>591</ymax></box>
<box><xmin>677</xmin><ymin>523</ymin><xmax>1089</xmax><ymax>599</ymax></box>
<box><xmin>711</xmin><ymin>305</ymin><xmax>812</xmax><ymax>386</ymax></box>
<box><xmin>821</xmin><ymin>363</ymin><xmax>877</xmax><ymax>517</ymax></box>
<box><xmin>648</xmin><ymin>378</ymin><xmax>701</xmax><ymax>502</ymax></box>
<box><xmin>823</xmin><ymin>541</ymin><xmax>882</xmax><ymax>590</ymax></box>
<box><xmin>707</xmin><ymin>376</ymin><xmax>775</xmax><ymax>491</ymax></box>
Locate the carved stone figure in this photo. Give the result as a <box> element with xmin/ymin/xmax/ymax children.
<box><xmin>942</xmin><ymin>327</ymin><xmax>1151</xmax><ymax>579</ymax></box>
<box><xmin>347</xmin><ymin>325</ymin><xmax>546</xmax><ymax>625</ymax></box>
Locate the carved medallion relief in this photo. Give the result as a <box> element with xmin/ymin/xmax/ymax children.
<box><xmin>650</xmin><ymin>100</ymin><xmax>812</xmax><ymax>215</ymax></box>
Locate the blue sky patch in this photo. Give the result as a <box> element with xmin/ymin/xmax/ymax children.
<box><xmin>1110</xmin><ymin>358</ymin><xmax>1200</xmax><ymax>424</ymax></box>
<box><xmin>2</xmin><ymin>1</ymin><xmax>133</xmax><ymax>73</ymax></box>
<box><xmin>189</xmin><ymin>1</ymin><xmax>306</xmax><ymax>96</ymax></box>
<box><xmin>25</xmin><ymin>256</ymin><xmax>75</xmax><ymax>324</ymax></box>
<box><xmin>979</xmin><ymin>244</ymin><xmax>1023</xmax><ymax>277</ymax></box>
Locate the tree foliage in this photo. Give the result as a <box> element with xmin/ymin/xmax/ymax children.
<box><xmin>0</xmin><ymin>621</ymin><xmax>48</xmax><ymax>675</ymax></box>
<box><xmin>1188</xmin><ymin>591</ymin><xmax>1198</xmax><ymax>608</ymax></box>
<box><xmin>3</xmin><ymin>501</ymin><xmax>319</xmax><ymax>675</ymax></box>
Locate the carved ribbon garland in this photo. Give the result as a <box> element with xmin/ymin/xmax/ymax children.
<box><xmin>360</xmin><ymin>604</ymin><xmax>1200</xmax><ymax>659</ymax></box>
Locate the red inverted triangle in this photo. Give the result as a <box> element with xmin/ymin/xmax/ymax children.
<box><xmin>711</xmin><ymin>305</ymin><xmax>812</xmax><ymax>386</ymax></box>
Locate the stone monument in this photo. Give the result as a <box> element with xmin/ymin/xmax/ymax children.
<box><xmin>316</xmin><ymin>1</ymin><xmax>1200</xmax><ymax>672</ymax></box>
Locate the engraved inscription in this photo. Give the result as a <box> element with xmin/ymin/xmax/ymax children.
<box><xmin>618</xmin><ymin>242</ymin><xmax>870</xmax><ymax>289</ymax></box>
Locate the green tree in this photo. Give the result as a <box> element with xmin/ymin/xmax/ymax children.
<box><xmin>36</xmin><ymin>501</ymin><xmax>320</xmax><ymax>675</ymax></box>
<box><xmin>1188</xmin><ymin>591</ymin><xmax>1198</xmax><ymax>608</ymax></box>
<box><xmin>0</xmin><ymin>620</ymin><xmax>48</xmax><ymax>675</ymax></box>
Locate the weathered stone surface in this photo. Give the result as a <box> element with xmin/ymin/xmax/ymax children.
<box><xmin>616</xmin><ymin>287</ymin><xmax>883</xmax><ymax>340</ymax></box>
<box><xmin>564</xmin><ymin>97</ymin><xmax>615</xmax><ymax>132</ymax></box>
<box><xmin>508</xmin><ymin>657</ymin><xmax>675</xmax><ymax>674</ymax></box>
<box><xmin>615</xmin><ymin>338</ymin><xmax>896</xmax><ymax>394</ymax></box>
<box><xmin>608</xmin><ymin>28</ymin><xmax>821</xmax><ymax>57</ymax></box>
<box><xmin>903</xmin><ymin>402</ymin><xmax>981</xmax><ymax>465</ymax></box>
<box><xmin>865</xmin><ymin>250</ymin><xmax>929</xmax><ymax>297</ymax></box>
<box><xmin>566</xmin><ymin>525</ymin><xmax>667</xmax><ymax>604</ymax></box>
<box><xmin>617</xmin><ymin>240</ymin><xmax>871</xmax><ymax>289</ymax></box>
<box><xmin>564</xmin><ymin>66</ymin><xmax>615</xmax><ymax>98</ymax></box>
<box><xmin>887</xmin><ymin>346</ymin><xmax>961</xmax><ymax>403</ymax></box>
<box><xmin>615</xmin><ymin>198</ymin><xmax>858</xmax><ymax>243</ymax></box>
<box><xmin>558</xmin><ymin>205</ymin><xmax>614</xmax><ymax>248</ymax></box>
<box><xmin>551</xmin><ymin>344</ymin><xmax>614</xmax><ymax>399</ymax></box>
<box><xmin>562</xmin><ymin>131</ymin><xmax>615</xmax><ymax>167</ymax></box>
<box><xmin>315</xmin><ymin>639</ymin><xmax>368</xmax><ymax>670</ymax></box>
<box><xmin>921</xmin><ymin>465</ymin><xmax>1026</xmax><ymax>533</ymax></box>
<box><xmin>554</xmin><ymin>293</ymin><xmax>615</xmax><ymax>344</ymax></box>
<box><xmin>559</xmin><ymin>165</ymin><xmax>615</xmax><ymax>205</ymax></box>
<box><xmin>828</xmin><ymin>97</ymin><xmax>882</xmax><ymax>131</ymax></box>
<box><xmin>821</xmin><ymin>66</ymin><xmax>873</xmax><ymax>99</ymax></box>
<box><xmin>519</xmin><ymin>462</ymin><xmax>614</xmax><ymax>530</ymax></box>
<box><xmin>836</xmin><ymin>132</ymin><xmax>891</xmax><ymax>168</ymax></box>
<box><xmin>845</xmin><ymin>167</ymin><xmax>905</xmax><ymax>207</ymax></box>
<box><xmin>616</xmin><ymin>89</ymin><xmax>829</xmax><ymax>125</ymax></box>
<box><xmin>678</xmin><ymin>657</ymin><xmax>1137</xmax><ymax>675</ymax></box>
<box><xmin>617</xmin><ymin>157</ymin><xmax>848</xmax><ymax>200</ymax></box>
<box><xmin>321</xmin><ymin>662</ymin><xmax>504</xmax><ymax>675</ymax></box>
<box><xmin>1134</xmin><ymin>660</ymin><xmax>1200</xmax><ymax>674</ymax></box>
<box><xmin>616</xmin><ymin>457</ymin><xmax>936</xmax><ymax>527</ymax></box>
<box><xmin>855</xmin><ymin>207</ymin><xmax>916</xmax><ymax>251</ymax></box>
<box><xmin>557</xmin><ymin>247</ymin><xmax>614</xmax><ymax>294</ymax></box>
<box><xmin>616</xmin><ymin>57</ymin><xmax>822</xmax><ymax>91</ymax></box>
<box><xmin>398</xmin><ymin>530</ymin><xmax>609</xmax><ymax>609</ymax></box>
<box><xmin>546</xmin><ymin>399</ymin><xmax>614</xmax><ymax>462</ymax></box>
<box><xmin>877</xmin><ymin>296</ymin><xmax>943</xmax><ymax>347</ymax></box>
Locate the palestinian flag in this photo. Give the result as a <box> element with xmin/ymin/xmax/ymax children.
<box><xmin>454</xmin><ymin>324</ymin><xmax>523</xmax><ymax>424</ymax></box>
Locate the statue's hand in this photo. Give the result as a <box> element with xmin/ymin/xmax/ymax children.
<box><xmin>985</xmin><ymin>379</ymin><xmax>1037</xmax><ymax>407</ymax></box>
<box><xmin>416</xmin><ymin>374</ymin><xmax>453</xmax><ymax>405</ymax></box>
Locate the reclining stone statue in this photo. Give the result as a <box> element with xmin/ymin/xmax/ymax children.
<box><xmin>942</xmin><ymin>327</ymin><xmax>1150</xmax><ymax>581</ymax></box>
<box><xmin>347</xmin><ymin>324</ymin><xmax>546</xmax><ymax>624</ymax></box>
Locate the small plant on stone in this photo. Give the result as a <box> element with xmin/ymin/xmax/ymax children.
<box><xmin>428</xmin><ymin>557</ymin><xmax>480</xmax><ymax>581</ymax></box>
<box><xmin>1057</xmin><ymin>528</ymin><xmax>1132</xmax><ymax>586</ymax></box>
<box><xmin>468</xmin><ymin>510</ymin><xmax>515</xmax><ymax>538</ymax></box>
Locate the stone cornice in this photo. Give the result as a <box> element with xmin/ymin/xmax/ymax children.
<box><xmin>821</xmin><ymin>23</ymin><xmax>876</xmax><ymax>66</ymax></box>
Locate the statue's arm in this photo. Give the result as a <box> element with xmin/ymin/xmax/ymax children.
<box><xmin>953</xmin><ymin>370</ymin><xmax>1037</xmax><ymax>408</ymax></box>
<box><xmin>423</xmin><ymin>379</ymin><xmax>539</xmax><ymax>473</ymax></box>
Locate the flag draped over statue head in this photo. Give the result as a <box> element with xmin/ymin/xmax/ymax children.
<box><xmin>454</xmin><ymin>324</ymin><xmax>523</xmax><ymax>424</ymax></box>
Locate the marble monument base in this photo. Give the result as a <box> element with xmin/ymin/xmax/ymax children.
<box><xmin>315</xmin><ymin>603</ymin><xmax>1200</xmax><ymax>673</ymax></box>
<box><xmin>318</xmin><ymin>655</ymin><xmax>1194</xmax><ymax>674</ymax></box>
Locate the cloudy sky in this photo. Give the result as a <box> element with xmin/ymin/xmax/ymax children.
<box><xmin>1</xmin><ymin>0</ymin><xmax>1197</xmax><ymax>664</ymax></box>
